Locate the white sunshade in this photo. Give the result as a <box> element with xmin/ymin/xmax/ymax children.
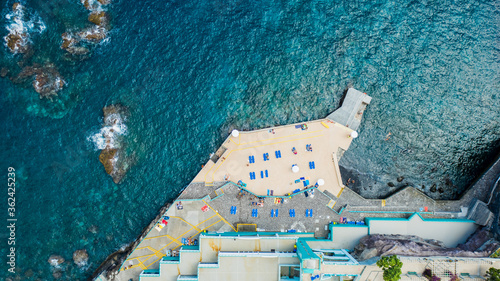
<box><xmin>350</xmin><ymin>131</ymin><xmax>358</xmax><ymax>138</ymax></box>
<box><xmin>292</xmin><ymin>165</ymin><xmax>299</xmax><ymax>173</ymax></box>
<box><xmin>317</xmin><ymin>179</ymin><xmax>325</xmax><ymax>186</ymax></box>
<box><xmin>231</xmin><ymin>130</ymin><xmax>239</xmax><ymax>137</ymax></box>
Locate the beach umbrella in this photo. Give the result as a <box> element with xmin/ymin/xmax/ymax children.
<box><xmin>317</xmin><ymin>179</ymin><xmax>325</xmax><ymax>186</ymax></box>
<box><xmin>350</xmin><ymin>131</ymin><xmax>358</xmax><ymax>138</ymax></box>
<box><xmin>231</xmin><ymin>130</ymin><xmax>239</xmax><ymax>137</ymax></box>
<box><xmin>292</xmin><ymin>165</ymin><xmax>299</xmax><ymax>173</ymax></box>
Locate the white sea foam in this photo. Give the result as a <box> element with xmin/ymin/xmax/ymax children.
<box><xmin>88</xmin><ymin>113</ymin><xmax>128</xmax><ymax>150</ymax></box>
<box><xmin>3</xmin><ymin>3</ymin><xmax>46</xmax><ymax>53</ymax></box>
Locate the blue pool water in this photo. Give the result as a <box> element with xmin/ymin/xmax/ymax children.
<box><xmin>1</xmin><ymin>0</ymin><xmax>499</xmax><ymax>279</ymax></box>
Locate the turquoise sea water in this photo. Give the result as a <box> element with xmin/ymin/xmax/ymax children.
<box><xmin>1</xmin><ymin>0</ymin><xmax>499</xmax><ymax>279</ymax></box>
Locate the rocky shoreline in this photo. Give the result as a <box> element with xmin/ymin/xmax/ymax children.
<box><xmin>90</xmin><ymin>202</ymin><xmax>171</xmax><ymax>281</ymax></box>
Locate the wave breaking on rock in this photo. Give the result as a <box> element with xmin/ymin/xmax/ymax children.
<box><xmin>3</xmin><ymin>2</ymin><xmax>45</xmax><ymax>54</ymax></box>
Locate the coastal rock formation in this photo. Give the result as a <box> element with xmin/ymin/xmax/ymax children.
<box><xmin>4</xmin><ymin>3</ymin><xmax>30</xmax><ymax>54</ymax></box>
<box><xmin>88</xmin><ymin>11</ymin><xmax>110</xmax><ymax>28</ymax></box>
<box><xmin>11</xmin><ymin>63</ymin><xmax>65</xmax><ymax>98</ymax></box>
<box><xmin>61</xmin><ymin>0</ymin><xmax>111</xmax><ymax>58</ymax></box>
<box><xmin>48</xmin><ymin>255</ymin><xmax>65</xmax><ymax>266</ymax></box>
<box><xmin>95</xmin><ymin>105</ymin><xmax>130</xmax><ymax>183</ymax></box>
<box><xmin>73</xmin><ymin>249</ymin><xmax>89</xmax><ymax>267</ymax></box>
<box><xmin>353</xmin><ymin>232</ymin><xmax>500</xmax><ymax>261</ymax></box>
<box><xmin>3</xmin><ymin>3</ymin><xmax>45</xmax><ymax>54</ymax></box>
<box><xmin>61</xmin><ymin>32</ymin><xmax>90</xmax><ymax>57</ymax></box>
<box><xmin>82</xmin><ymin>0</ymin><xmax>111</xmax><ymax>11</ymax></box>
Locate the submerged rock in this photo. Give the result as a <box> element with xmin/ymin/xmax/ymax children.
<box><xmin>397</xmin><ymin>176</ymin><xmax>404</xmax><ymax>182</ymax></box>
<box><xmin>73</xmin><ymin>249</ymin><xmax>89</xmax><ymax>268</ymax></box>
<box><xmin>48</xmin><ymin>255</ymin><xmax>65</xmax><ymax>266</ymax></box>
<box><xmin>1</xmin><ymin>67</ymin><xmax>9</xmax><ymax>78</ymax></box>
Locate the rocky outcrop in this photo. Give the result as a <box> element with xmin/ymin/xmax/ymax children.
<box><xmin>48</xmin><ymin>255</ymin><xmax>65</xmax><ymax>267</ymax></box>
<box><xmin>353</xmin><ymin>232</ymin><xmax>500</xmax><ymax>261</ymax></box>
<box><xmin>3</xmin><ymin>3</ymin><xmax>45</xmax><ymax>54</ymax></box>
<box><xmin>73</xmin><ymin>249</ymin><xmax>89</xmax><ymax>268</ymax></box>
<box><xmin>10</xmin><ymin>63</ymin><xmax>65</xmax><ymax>98</ymax></box>
<box><xmin>97</xmin><ymin>105</ymin><xmax>130</xmax><ymax>183</ymax></box>
<box><xmin>4</xmin><ymin>3</ymin><xmax>30</xmax><ymax>54</ymax></box>
<box><xmin>60</xmin><ymin>0</ymin><xmax>112</xmax><ymax>58</ymax></box>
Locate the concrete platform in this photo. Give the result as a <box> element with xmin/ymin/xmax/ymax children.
<box><xmin>193</xmin><ymin>119</ymin><xmax>354</xmax><ymax>197</ymax></box>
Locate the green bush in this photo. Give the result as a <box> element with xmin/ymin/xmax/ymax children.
<box><xmin>486</xmin><ymin>267</ymin><xmax>500</xmax><ymax>281</ymax></box>
<box><xmin>376</xmin><ymin>255</ymin><xmax>403</xmax><ymax>281</ymax></box>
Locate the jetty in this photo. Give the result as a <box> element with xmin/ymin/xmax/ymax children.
<box><xmin>93</xmin><ymin>88</ymin><xmax>500</xmax><ymax>281</ymax></box>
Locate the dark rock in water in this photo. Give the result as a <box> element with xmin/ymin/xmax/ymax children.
<box><xmin>88</xmin><ymin>11</ymin><xmax>110</xmax><ymax>27</ymax></box>
<box><xmin>48</xmin><ymin>255</ymin><xmax>65</xmax><ymax>266</ymax></box>
<box><xmin>0</xmin><ymin>67</ymin><xmax>9</xmax><ymax>78</ymax></box>
<box><xmin>73</xmin><ymin>249</ymin><xmax>89</xmax><ymax>268</ymax></box>
<box><xmin>397</xmin><ymin>176</ymin><xmax>404</xmax><ymax>182</ymax></box>
<box><xmin>430</xmin><ymin>184</ymin><xmax>437</xmax><ymax>192</ymax></box>
<box><xmin>98</xmin><ymin>105</ymin><xmax>130</xmax><ymax>183</ymax></box>
<box><xmin>79</xmin><ymin>26</ymin><xmax>108</xmax><ymax>43</ymax></box>
<box><xmin>24</xmin><ymin>269</ymin><xmax>34</xmax><ymax>277</ymax></box>
<box><xmin>98</xmin><ymin>0</ymin><xmax>112</xmax><ymax>5</ymax></box>
<box><xmin>52</xmin><ymin>269</ymin><xmax>62</xmax><ymax>279</ymax></box>
<box><xmin>387</xmin><ymin>182</ymin><xmax>395</xmax><ymax>187</ymax></box>
<box><xmin>438</xmin><ymin>187</ymin><xmax>444</xmax><ymax>193</ymax></box>
<box><xmin>99</xmin><ymin>148</ymin><xmax>118</xmax><ymax>175</ymax></box>
<box><xmin>11</xmin><ymin>63</ymin><xmax>65</xmax><ymax>98</ymax></box>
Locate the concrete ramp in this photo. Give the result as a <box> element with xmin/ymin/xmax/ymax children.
<box><xmin>327</xmin><ymin>88</ymin><xmax>372</xmax><ymax>131</ymax></box>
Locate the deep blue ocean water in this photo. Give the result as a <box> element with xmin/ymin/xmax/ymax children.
<box><xmin>1</xmin><ymin>0</ymin><xmax>499</xmax><ymax>279</ymax></box>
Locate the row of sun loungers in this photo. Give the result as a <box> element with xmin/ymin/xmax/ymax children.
<box><xmin>249</xmin><ymin>170</ymin><xmax>269</xmax><ymax>180</ymax></box>
<box><xmin>248</xmin><ymin>150</ymin><xmax>283</xmax><ymax>164</ymax></box>
<box><xmin>231</xmin><ymin>206</ymin><xmax>313</xmax><ymax>218</ymax></box>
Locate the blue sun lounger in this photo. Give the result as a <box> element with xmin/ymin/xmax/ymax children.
<box><xmin>275</xmin><ymin>209</ymin><xmax>279</xmax><ymax>217</ymax></box>
<box><xmin>305</xmin><ymin>209</ymin><xmax>309</xmax><ymax>217</ymax></box>
<box><xmin>260</xmin><ymin>171</ymin><xmax>264</xmax><ymax>178</ymax></box>
<box><xmin>275</xmin><ymin>150</ymin><xmax>282</xmax><ymax>158</ymax></box>
<box><xmin>303</xmin><ymin>180</ymin><xmax>309</xmax><ymax>187</ymax></box>
<box><xmin>265</xmin><ymin>170</ymin><xmax>268</xmax><ymax>177</ymax></box>
<box><xmin>252</xmin><ymin>209</ymin><xmax>258</xmax><ymax>217</ymax></box>
<box><xmin>270</xmin><ymin>209</ymin><xmax>274</xmax><ymax>217</ymax></box>
<box><xmin>263</xmin><ymin>153</ymin><xmax>269</xmax><ymax>161</ymax></box>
